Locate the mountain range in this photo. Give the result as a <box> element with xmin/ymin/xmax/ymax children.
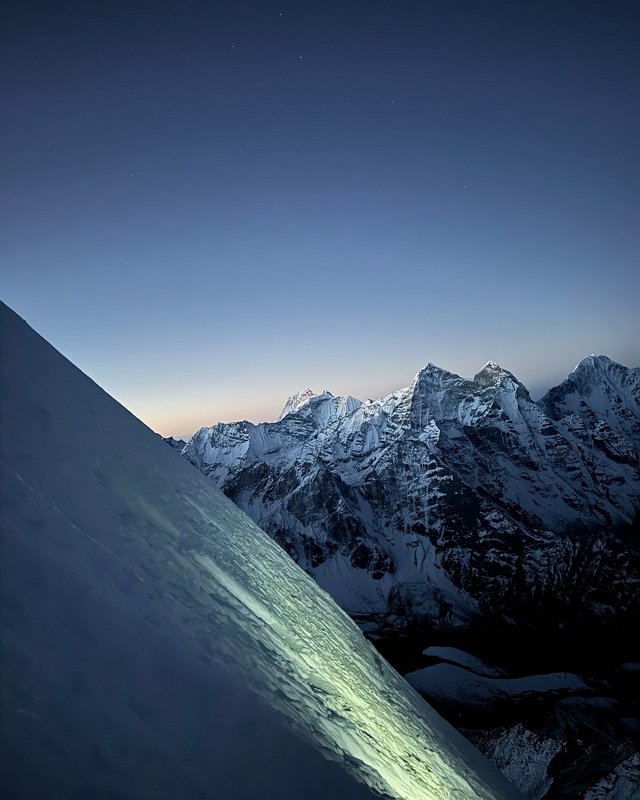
<box><xmin>178</xmin><ymin>355</ymin><xmax>640</xmax><ymax>634</ymax></box>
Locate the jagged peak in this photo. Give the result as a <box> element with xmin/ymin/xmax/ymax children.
<box><xmin>423</xmin><ymin>361</ymin><xmax>454</xmax><ymax>375</ymax></box>
<box><xmin>423</xmin><ymin>361</ymin><xmax>447</xmax><ymax>373</ymax></box>
<box><xmin>543</xmin><ymin>354</ymin><xmax>637</xmax><ymax>397</ymax></box>
<box><xmin>540</xmin><ymin>354</ymin><xmax>639</xmax><ymax>417</ymax></box>
<box><xmin>412</xmin><ymin>362</ymin><xmax>464</xmax><ymax>386</ymax></box>
<box><xmin>571</xmin><ymin>354</ymin><xmax>616</xmax><ymax>374</ymax></box>
<box><xmin>473</xmin><ymin>361</ymin><xmax>520</xmax><ymax>387</ymax></box>
<box><xmin>548</xmin><ymin>355</ymin><xmax>634</xmax><ymax>394</ymax></box>
<box><xmin>278</xmin><ymin>388</ymin><xmax>317</xmax><ymax>420</ymax></box>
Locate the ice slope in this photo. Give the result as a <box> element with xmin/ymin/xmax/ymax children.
<box><xmin>0</xmin><ymin>302</ymin><xmax>522</xmax><ymax>800</ymax></box>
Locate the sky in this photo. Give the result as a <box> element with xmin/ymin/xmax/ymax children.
<box><xmin>2</xmin><ymin>0</ymin><xmax>638</xmax><ymax>437</ymax></box>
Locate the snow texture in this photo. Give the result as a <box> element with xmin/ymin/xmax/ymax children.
<box><xmin>405</xmin><ymin>664</ymin><xmax>587</xmax><ymax>707</ymax></box>
<box><xmin>469</xmin><ymin>725</ymin><xmax>563</xmax><ymax>800</ymax></box>
<box><xmin>422</xmin><ymin>647</ymin><xmax>505</xmax><ymax>677</ymax></box>
<box><xmin>584</xmin><ymin>754</ymin><xmax>640</xmax><ymax>800</ymax></box>
<box><xmin>0</xmin><ymin>302</ymin><xmax>522</xmax><ymax>800</ymax></box>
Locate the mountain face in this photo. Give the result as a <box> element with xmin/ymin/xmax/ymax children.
<box><xmin>181</xmin><ymin>356</ymin><xmax>640</xmax><ymax>631</ymax></box>
<box><xmin>0</xmin><ymin>302</ymin><xmax>520</xmax><ymax>800</ymax></box>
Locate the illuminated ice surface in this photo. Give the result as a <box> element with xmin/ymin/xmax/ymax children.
<box><xmin>0</xmin><ymin>303</ymin><xmax>521</xmax><ymax>800</ymax></box>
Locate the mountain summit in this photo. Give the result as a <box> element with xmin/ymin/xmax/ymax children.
<box><xmin>279</xmin><ymin>387</ymin><xmax>318</xmax><ymax>419</ymax></box>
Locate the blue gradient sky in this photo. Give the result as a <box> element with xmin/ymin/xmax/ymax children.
<box><xmin>2</xmin><ymin>0</ymin><xmax>638</xmax><ymax>436</ymax></box>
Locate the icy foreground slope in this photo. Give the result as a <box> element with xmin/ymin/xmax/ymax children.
<box><xmin>0</xmin><ymin>302</ymin><xmax>520</xmax><ymax>800</ymax></box>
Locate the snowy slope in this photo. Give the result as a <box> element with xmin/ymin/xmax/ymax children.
<box><xmin>405</xmin><ymin>665</ymin><xmax>587</xmax><ymax>707</ymax></box>
<box><xmin>421</xmin><ymin>647</ymin><xmax>505</xmax><ymax>677</ymax></box>
<box><xmin>0</xmin><ymin>302</ymin><xmax>522</xmax><ymax>800</ymax></box>
<box><xmin>584</xmin><ymin>754</ymin><xmax>640</xmax><ymax>800</ymax></box>
<box><xmin>182</xmin><ymin>355</ymin><xmax>640</xmax><ymax>627</ymax></box>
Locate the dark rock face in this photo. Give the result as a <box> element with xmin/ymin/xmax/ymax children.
<box><xmin>178</xmin><ymin>356</ymin><xmax>639</xmax><ymax>634</ymax></box>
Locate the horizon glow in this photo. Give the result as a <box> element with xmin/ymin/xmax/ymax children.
<box><xmin>2</xmin><ymin>1</ymin><xmax>638</xmax><ymax>437</ymax></box>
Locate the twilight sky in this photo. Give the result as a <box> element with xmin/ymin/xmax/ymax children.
<box><xmin>2</xmin><ymin>0</ymin><xmax>638</xmax><ymax>436</ymax></box>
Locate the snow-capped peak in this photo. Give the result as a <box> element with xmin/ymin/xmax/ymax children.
<box><xmin>416</xmin><ymin>362</ymin><xmax>459</xmax><ymax>379</ymax></box>
<box><xmin>278</xmin><ymin>388</ymin><xmax>318</xmax><ymax>420</ymax></box>
<box><xmin>473</xmin><ymin>361</ymin><xmax>519</xmax><ymax>387</ymax></box>
<box><xmin>571</xmin><ymin>354</ymin><xmax>616</xmax><ymax>375</ymax></box>
<box><xmin>541</xmin><ymin>354</ymin><xmax>640</xmax><ymax>420</ymax></box>
<box><xmin>409</xmin><ymin>363</ymin><xmax>467</xmax><ymax>394</ymax></box>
